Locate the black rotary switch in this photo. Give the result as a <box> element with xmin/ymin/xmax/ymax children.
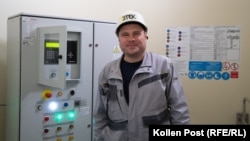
<box><xmin>70</xmin><ymin>90</ymin><xmax>75</xmax><ymax>96</ymax></box>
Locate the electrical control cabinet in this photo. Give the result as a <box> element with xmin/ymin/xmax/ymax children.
<box><xmin>6</xmin><ymin>13</ymin><xmax>120</xmax><ymax>141</ymax></box>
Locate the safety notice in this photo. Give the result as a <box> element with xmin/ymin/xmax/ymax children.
<box><xmin>165</xmin><ymin>26</ymin><xmax>240</xmax><ymax>80</ymax></box>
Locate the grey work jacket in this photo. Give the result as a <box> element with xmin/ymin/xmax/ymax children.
<box><xmin>94</xmin><ymin>52</ymin><xmax>190</xmax><ymax>141</ymax></box>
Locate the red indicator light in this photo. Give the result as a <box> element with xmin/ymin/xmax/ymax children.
<box><xmin>44</xmin><ymin>129</ymin><xmax>49</xmax><ymax>133</ymax></box>
<box><xmin>44</xmin><ymin>116</ymin><xmax>49</xmax><ymax>121</ymax></box>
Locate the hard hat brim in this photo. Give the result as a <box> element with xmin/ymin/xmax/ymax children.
<box><xmin>115</xmin><ymin>21</ymin><xmax>148</xmax><ymax>36</ymax></box>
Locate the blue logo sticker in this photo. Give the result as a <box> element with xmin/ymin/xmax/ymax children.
<box><xmin>213</xmin><ymin>72</ymin><xmax>221</xmax><ymax>80</ymax></box>
<box><xmin>222</xmin><ymin>72</ymin><xmax>230</xmax><ymax>80</ymax></box>
<box><xmin>188</xmin><ymin>71</ymin><xmax>196</xmax><ymax>79</ymax></box>
<box><xmin>197</xmin><ymin>71</ymin><xmax>204</xmax><ymax>79</ymax></box>
<box><xmin>205</xmin><ymin>72</ymin><xmax>213</xmax><ymax>80</ymax></box>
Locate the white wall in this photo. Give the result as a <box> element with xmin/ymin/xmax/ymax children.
<box><xmin>1</xmin><ymin>0</ymin><xmax>250</xmax><ymax>140</ymax></box>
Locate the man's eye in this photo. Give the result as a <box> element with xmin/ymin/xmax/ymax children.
<box><xmin>122</xmin><ymin>34</ymin><xmax>129</xmax><ymax>37</ymax></box>
<box><xmin>133</xmin><ymin>32</ymin><xmax>140</xmax><ymax>36</ymax></box>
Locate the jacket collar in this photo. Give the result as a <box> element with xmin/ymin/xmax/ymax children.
<box><xmin>109</xmin><ymin>52</ymin><xmax>153</xmax><ymax>79</ymax></box>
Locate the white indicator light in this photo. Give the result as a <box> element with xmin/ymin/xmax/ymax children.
<box><xmin>48</xmin><ymin>101</ymin><xmax>58</xmax><ymax>111</ymax></box>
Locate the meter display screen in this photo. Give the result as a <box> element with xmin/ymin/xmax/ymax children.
<box><xmin>67</xmin><ymin>41</ymin><xmax>77</xmax><ymax>64</ymax></box>
<box><xmin>44</xmin><ymin>40</ymin><xmax>59</xmax><ymax>64</ymax></box>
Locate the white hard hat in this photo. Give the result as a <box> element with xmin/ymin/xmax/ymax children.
<box><xmin>115</xmin><ymin>10</ymin><xmax>148</xmax><ymax>35</ymax></box>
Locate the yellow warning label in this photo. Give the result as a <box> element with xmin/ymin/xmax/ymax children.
<box><xmin>114</xmin><ymin>46</ymin><xmax>120</xmax><ymax>53</ymax></box>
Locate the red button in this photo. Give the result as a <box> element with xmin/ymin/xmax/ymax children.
<box><xmin>45</xmin><ymin>92</ymin><xmax>52</xmax><ymax>98</ymax></box>
<box><xmin>44</xmin><ymin>116</ymin><xmax>49</xmax><ymax>121</ymax></box>
<box><xmin>44</xmin><ymin>129</ymin><xmax>49</xmax><ymax>133</ymax></box>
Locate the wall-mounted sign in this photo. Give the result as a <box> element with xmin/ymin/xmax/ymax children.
<box><xmin>165</xmin><ymin>26</ymin><xmax>240</xmax><ymax>80</ymax></box>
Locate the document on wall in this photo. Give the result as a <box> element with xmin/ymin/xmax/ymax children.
<box><xmin>165</xmin><ymin>26</ymin><xmax>240</xmax><ymax>80</ymax></box>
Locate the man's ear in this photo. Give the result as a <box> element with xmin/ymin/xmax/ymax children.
<box><xmin>144</xmin><ymin>32</ymin><xmax>148</xmax><ymax>39</ymax></box>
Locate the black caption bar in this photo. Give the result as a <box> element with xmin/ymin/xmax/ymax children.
<box><xmin>149</xmin><ymin>125</ymin><xmax>250</xmax><ymax>141</ymax></box>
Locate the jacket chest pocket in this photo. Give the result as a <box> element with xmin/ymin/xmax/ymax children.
<box><xmin>101</xmin><ymin>84</ymin><xmax>128</xmax><ymax>121</ymax></box>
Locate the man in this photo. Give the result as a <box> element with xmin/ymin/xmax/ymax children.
<box><xmin>93</xmin><ymin>10</ymin><xmax>190</xmax><ymax>141</ymax></box>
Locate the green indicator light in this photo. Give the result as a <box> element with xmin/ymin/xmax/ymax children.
<box><xmin>55</xmin><ymin>113</ymin><xmax>64</xmax><ymax>122</ymax></box>
<box><xmin>67</xmin><ymin>111</ymin><xmax>76</xmax><ymax>120</ymax></box>
<box><xmin>57</xmin><ymin>114</ymin><xmax>63</xmax><ymax>119</ymax></box>
<box><xmin>46</xmin><ymin>42</ymin><xmax>60</xmax><ymax>48</ymax></box>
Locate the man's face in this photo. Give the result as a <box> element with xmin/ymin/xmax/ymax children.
<box><xmin>118</xmin><ymin>23</ymin><xmax>148</xmax><ymax>62</ymax></box>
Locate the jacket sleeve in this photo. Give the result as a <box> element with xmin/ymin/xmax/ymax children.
<box><xmin>166</xmin><ymin>60</ymin><xmax>191</xmax><ymax>124</ymax></box>
<box><xmin>93</xmin><ymin>76</ymin><xmax>108</xmax><ymax>141</ymax></box>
